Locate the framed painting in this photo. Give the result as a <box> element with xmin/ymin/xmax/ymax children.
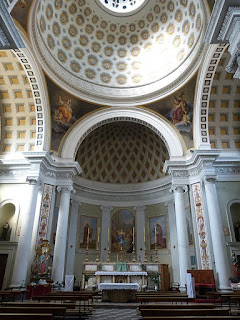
<box><xmin>149</xmin><ymin>215</ymin><xmax>167</xmax><ymax>249</ymax></box>
<box><xmin>80</xmin><ymin>216</ymin><xmax>97</xmax><ymax>249</ymax></box>
<box><xmin>186</xmin><ymin>207</ymin><xmax>194</xmax><ymax>245</ymax></box>
<box><xmin>111</xmin><ymin>209</ymin><xmax>135</xmax><ymax>253</ymax></box>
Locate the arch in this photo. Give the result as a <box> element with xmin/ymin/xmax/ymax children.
<box><xmin>0</xmin><ymin>199</ymin><xmax>20</xmax><ymax>242</ymax></box>
<box><xmin>193</xmin><ymin>43</ymin><xmax>228</xmax><ymax>150</ymax></box>
<box><xmin>226</xmin><ymin>199</ymin><xmax>240</xmax><ymax>242</ymax></box>
<box><xmin>60</xmin><ymin>107</ymin><xmax>186</xmax><ymax>160</ymax></box>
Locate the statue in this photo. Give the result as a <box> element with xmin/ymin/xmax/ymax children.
<box><xmin>0</xmin><ymin>222</ymin><xmax>10</xmax><ymax>241</ymax></box>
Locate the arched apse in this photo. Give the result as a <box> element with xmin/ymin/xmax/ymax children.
<box><xmin>60</xmin><ymin>107</ymin><xmax>187</xmax><ymax>160</ymax></box>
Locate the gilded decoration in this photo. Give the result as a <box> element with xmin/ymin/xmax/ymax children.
<box><xmin>192</xmin><ymin>183</ymin><xmax>210</xmax><ymax>270</ymax></box>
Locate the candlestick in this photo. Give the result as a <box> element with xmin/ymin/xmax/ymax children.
<box><xmin>108</xmin><ymin>228</ymin><xmax>109</xmax><ymax>243</ymax></box>
<box><xmin>133</xmin><ymin>227</ymin><xmax>134</xmax><ymax>243</ymax></box>
<box><xmin>87</xmin><ymin>227</ymin><xmax>90</xmax><ymax>243</ymax></box>
<box><xmin>155</xmin><ymin>226</ymin><xmax>157</xmax><ymax>244</ymax></box>
<box><xmin>144</xmin><ymin>227</ymin><xmax>146</xmax><ymax>242</ymax></box>
<box><xmin>98</xmin><ymin>227</ymin><xmax>100</xmax><ymax>243</ymax></box>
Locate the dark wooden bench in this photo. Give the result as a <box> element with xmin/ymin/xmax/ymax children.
<box><xmin>140</xmin><ymin>308</ymin><xmax>229</xmax><ymax>317</ymax></box>
<box><xmin>2</xmin><ymin>302</ymin><xmax>76</xmax><ymax>309</ymax></box>
<box><xmin>0</xmin><ymin>306</ymin><xmax>66</xmax><ymax>317</ymax></box>
<box><xmin>0</xmin><ymin>314</ymin><xmax>53</xmax><ymax>320</ymax></box>
<box><xmin>141</xmin><ymin>316</ymin><xmax>240</xmax><ymax>320</ymax></box>
<box><xmin>136</xmin><ymin>296</ymin><xmax>193</xmax><ymax>304</ymax></box>
<box><xmin>139</xmin><ymin>303</ymin><xmax>216</xmax><ymax>310</ymax></box>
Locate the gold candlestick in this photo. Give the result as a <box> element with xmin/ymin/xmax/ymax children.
<box><xmin>96</xmin><ymin>242</ymin><xmax>99</xmax><ymax>262</ymax></box>
<box><xmin>120</xmin><ymin>241</ymin><xmax>123</xmax><ymax>262</ymax></box>
<box><xmin>144</xmin><ymin>247</ymin><xmax>148</xmax><ymax>262</ymax></box>
<box><xmin>106</xmin><ymin>246</ymin><xmax>110</xmax><ymax>262</ymax></box>
<box><xmin>85</xmin><ymin>240</ymin><xmax>89</xmax><ymax>262</ymax></box>
<box><xmin>132</xmin><ymin>244</ymin><xmax>136</xmax><ymax>262</ymax></box>
<box><xmin>155</xmin><ymin>242</ymin><xmax>159</xmax><ymax>262</ymax></box>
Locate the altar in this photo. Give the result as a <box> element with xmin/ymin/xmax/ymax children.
<box><xmin>82</xmin><ymin>262</ymin><xmax>170</xmax><ymax>291</ymax></box>
<box><xmin>98</xmin><ymin>282</ymin><xmax>140</xmax><ymax>302</ymax></box>
<box><xmin>95</xmin><ymin>271</ymin><xmax>147</xmax><ymax>287</ymax></box>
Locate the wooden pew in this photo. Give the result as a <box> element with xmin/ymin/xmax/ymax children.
<box><xmin>0</xmin><ymin>314</ymin><xmax>53</xmax><ymax>320</ymax></box>
<box><xmin>2</xmin><ymin>302</ymin><xmax>76</xmax><ymax>309</ymax></box>
<box><xmin>139</xmin><ymin>304</ymin><xmax>216</xmax><ymax>311</ymax></box>
<box><xmin>140</xmin><ymin>308</ymin><xmax>230</xmax><ymax>317</ymax></box>
<box><xmin>136</xmin><ymin>296</ymin><xmax>192</xmax><ymax>304</ymax></box>
<box><xmin>141</xmin><ymin>316</ymin><xmax>240</xmax><ymax>320</ymax></box>
<box><xmin>0</xmin><ymin>306</ymin><xmax>66</xmax><ymax>317</ymax></box>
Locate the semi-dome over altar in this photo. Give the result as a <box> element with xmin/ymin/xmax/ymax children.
<box><xmin>29</xmin><ymin>0</ymin><xmax>208</xmax><ymax>105</ymax></box>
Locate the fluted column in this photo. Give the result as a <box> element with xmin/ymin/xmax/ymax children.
<box><xmin>11</xmin><ymin>178</ymin><xmax>39</xmax><ymax>286</ymax></box>
<box><xmin>27</xmin><ymin>183</ymin><xmax>43</xmax><ymax>281</ymax></box>
<box><xmin>52</xmin><ymin>186</ymin><xmax>73</xmax><ymax>283</ymax></box>
<box><xmin>204</xmin><ymin>176</ymin><xmax>231</xmax><ymax>290</ymax></box>
<box><xmin>171</xmin><ymin>185</ymin><xmax>191</xmax><ymax>292</ymax></box>
<box><xmin>65</xmin><ymin>200</ymin><xmax>80</xmax><ymax>275</ymax></box>
<box><xmin>134</xmin><ymin>206</ymin><xmax>146</xmax><ymax>262</ymax></box>
<box><xmin>100</xmin><ymin>206</ymin><xmax>113</xmax><ymax>261</ymax></box>
<box><xmin>165</xmin><ymin>200</ymin><xmax>180</xmax><ymax>284</ymax></box>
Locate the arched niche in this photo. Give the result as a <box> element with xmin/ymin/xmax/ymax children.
<box><xmin>227</xmin><ymin>199</ymin><xmax>240</xmax><ymax>242</ymax></box>
<box><xmin>111</xmin><ymin>209</ymin><xmax>135</xmax><ymax>255</ymax></box>
<box><xmin>0</xmin><ymin>200</ymin><xmax>19</xmax><ymax>242</ymax></box>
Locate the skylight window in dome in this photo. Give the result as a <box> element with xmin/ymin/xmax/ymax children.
<box><xmin>98</xmin><ymin>0</ymin><xmax>146</xmax><ymax>14</ymax></box>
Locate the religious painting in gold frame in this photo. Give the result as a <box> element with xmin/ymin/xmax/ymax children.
<box><xmin>149</xmin><ymin>215</ymin><xmax>167</xmax><ymax>249</ymax></box>
<box><xmin>111</xmin><ymin>209</ymin><xmax>135</xmax><ymax>253</ymax></box>
<box><xmin>80</xmin><ymin>215</ymin><xmax>97</xmax><ymax>249</ymax></box>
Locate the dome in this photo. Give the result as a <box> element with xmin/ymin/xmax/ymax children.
<box><xmin>29</xmin><ymin>0</ymin><xmax>208</xmax><ymax>105</ymax></box>
<box><xmin>76</xmin><ymin>122</ymin><xmax>169</xmax><ymax>184</ymax></box>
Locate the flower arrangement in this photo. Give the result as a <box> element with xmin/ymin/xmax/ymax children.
<box><xmin>84</xmin><ymin>274</ymin><xmax>91</xmax><ymax>282</ymax></box>
<box><xmin>140</xmin><ymin>264</ymin><xmax>147</xmax><ymax>271</ymax></box>
<box><xmin>229</xmin><ymin>276</ymin><xmax>239</xmax><ymax>283</ymax></box>
<box><xmin>97</xmin><ymin>264</ymin><xmax>103</xmax><ymax>271</ymax></box>
<box><xmin>149</xmin><ymin>273</ymin><xmax>161</xmax><ymax>283</ymax></box>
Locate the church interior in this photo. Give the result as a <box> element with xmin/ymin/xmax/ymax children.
<box><xmin>0</xmin><ymin>0</ymin><xmax>240</xmax><ymax>318</ymax></box>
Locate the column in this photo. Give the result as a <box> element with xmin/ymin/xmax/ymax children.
<box><xmin>65</xmin><ymin>200</ymin><xmax>80</xmax><ymax>275</ymax></box>
<box><xmin>52</xmin><ymin>186</ymin><xmax>73</xmax><ymax>283</ymax></box>
<box><xmin>27</xmin><ymin>183</ymin><xmax>43</xmax><ymax>281</ymax></box>
<box><xmin>100</xmin><ymin>206</ymin><xmax>112</xmax><ymax>261</ymax></box>
<box><xmin>11</xmin><ymin>178</ymin><xmax>39</xmax><ymax>286</ymax></box>
<box><xmin>134</xmin><ymin>206</ymin><xmax>146</xmax><ymax>262</ymax></box>
<box><xmin>204</xmin><ymin>176</ymin><xmax>231</xmax><ymax>290</ymax></box>
<box><xmin>171</xmin><ymin>185</ymin><xmax>191</xmax><ymax>292</ymax></box>
<box><xmin>165</xmin><ymin>200</ymin><xmax>180</xmax><ymax>284</ymax></box>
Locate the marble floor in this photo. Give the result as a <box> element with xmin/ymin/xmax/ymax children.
<box><xmin>87</xmin><ymin>307</ymin><xmax>139</xmax><ymax>320</ymax></box>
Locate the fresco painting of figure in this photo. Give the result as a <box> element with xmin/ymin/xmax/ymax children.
<box><xmin>149</xmin><ymin>216</ymin><xmax>167</xmax><ymax>249</ymax></box>
<box><xmin>80</xmin><ymin>216</ymin><xmax>97</xmax><ymax>249</ymax></box>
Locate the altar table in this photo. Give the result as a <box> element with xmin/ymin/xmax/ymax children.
<box><xmin>95</xmin><ymin>271</ymin><xmax>147</xmax><ymax>288</ymax></box>
<box><xmin>99</xmin><ymin>282</ymin><xmax>139</xmax><ymax>302</ymax></box>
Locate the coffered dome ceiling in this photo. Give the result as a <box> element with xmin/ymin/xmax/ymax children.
<box><xmin>29</xmin><ymin>0</ymin><xmax>208</xmax><ymax>105</ymax></box>
<box><xmin>76</xmin><ymin>122</ymin><xmax>169</xmax><ymax>184</ymax></box>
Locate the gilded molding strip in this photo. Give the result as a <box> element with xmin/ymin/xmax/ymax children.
<box><xmin>192</xmin><ymin>182</ymin><xmax>210</xmax><ymax>270</ymax></box>
<box><xmin>37</xmin><ymin>184</ymin><xmax>53</xmax><ymax>244</ymax></box>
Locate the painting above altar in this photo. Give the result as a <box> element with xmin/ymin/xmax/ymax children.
<box><xmin>111</xmin><ymin>209</ymin><xmax>135</xmax><ymax>253</ymax></box>
<box><xmin>80</xmin><ymin>216</ymin><xmax>97</xmax><ymax>249</ymax></box>
<box><xmin>149</xmin><ymin>215</ymin><xmax>167</xmax><ymax>249</ymax></box>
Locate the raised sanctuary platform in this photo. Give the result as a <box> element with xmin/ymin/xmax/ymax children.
<box><xmin>82</xmin><ymin>262</ymin><xmax>170</xmax><ymax>291</ymax></box>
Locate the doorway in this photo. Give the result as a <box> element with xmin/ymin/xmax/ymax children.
<box><xmin>0</xmin><ymin>254</ymin><xmax>8</xmax><ymax>289</ymax></box>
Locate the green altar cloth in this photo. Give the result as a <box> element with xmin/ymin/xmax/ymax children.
<box><xmin>116</xmin><ymin>262</ymin><xmax>127</xmax><ymax>271</ymax></box>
